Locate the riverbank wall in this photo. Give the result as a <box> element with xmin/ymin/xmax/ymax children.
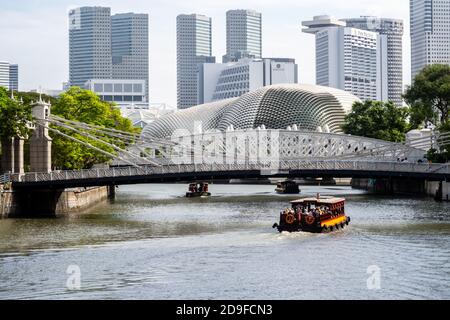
<box><xmin>0</xmin><ymin>185</ymin><xmax>115</xmax><ymax>218</ymax></box>
<box><xmin>351</xmin><ymin>178</ymin><xmax>450</xmax><ymax>201</ymax></box>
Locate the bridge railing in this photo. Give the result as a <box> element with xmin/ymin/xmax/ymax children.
<box><xmin>0</xmin><ymin>174</ymin><xmax>9</xmax><ymax>185</ymax></box>
<box><xmin>10</xmin><ymin>160</ymin><xmax>450</xmax><ymax>183</ymax></box>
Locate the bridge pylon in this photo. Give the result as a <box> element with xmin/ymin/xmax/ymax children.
<box><xmin>29</xmin><ymin>97</ymin><xmax>52</xmax><ymax>173</ymax></box>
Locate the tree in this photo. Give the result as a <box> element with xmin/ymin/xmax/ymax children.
<box><xmin>342</xmin><ymin>100</ymin><xmax>410</xmax><ymax>142</ymax></box>
<box><xmin>404</xmin><ymin>64</ymin><xmax>450</xmax><ymax>128</ymax></box>
<box><xmin>0</xmin><ymin>87</ymin><xmax>32</xmax><ymax>140</ymax></box>
<box><xmin>50</xmin><ymin>87</ymin><xmax>139</xmax><ymax>170</ymax></box>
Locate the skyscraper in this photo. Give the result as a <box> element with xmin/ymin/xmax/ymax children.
<box><xmin>0</xmin><ymin>61</ymin><xmax>18</xmax><ymax>91</ymax></box>
<box><xmin>223</xmin><ymin>9</ymin><xmax>262</xmax><ymax>63</ymax></box>
<box><xmin>69</xmin><ymin>7</ymin><xmax>112</xmax><ymax>87</ymax></box>
<box><xmin>176</xmin><ymin>14</ymin><xmax>215</xmax><ymax>109</ymax></box>
<box><xmin>410</xmin><ymin>0</ymin><xmax>450</xmax><ymax>79</ymax></box>
<box><xmin>344</xmin><ymin>17</ymin><xmax>404</xmax><ymax>106</ymax></box>
<box><xmin>9</xmin><ymin>64</ymin><xmax>18</xmax><ymax>91</ymax></box>
<box><xmin>112</xmin><ymin>13</ymin><xmax>149</xmax><ymax>102</ymax></box>
<box><xmin>302</xmin><ymin>16</ymin><xmax>388</xmax><ymax>102</ymax></box>
<box><xmin>0</xmin><ymin>61</ymin><xmax>10</xmax><ymax>89</ymax></box>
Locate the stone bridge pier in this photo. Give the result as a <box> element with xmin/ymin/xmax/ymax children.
<box><xmin>0</xmin><ymin>98</ymin><xmax>52</xmax><ymax>174</ymax></box>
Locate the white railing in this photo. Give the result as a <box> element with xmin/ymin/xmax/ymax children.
<box><xmin>10</xmin><ymin>160</ymin><xmax>450</xmax><ymax>184</ymax></box>
<box><xmin>0</xmin><ymin>174</ymin><xmax>10</xmax><ymax>185</ymax></box>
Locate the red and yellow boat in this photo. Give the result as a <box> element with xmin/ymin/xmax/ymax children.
<box><xmin>272</xmin><ymin>196</ymin><xmax>350</xmax><ymax>233</ymax></box>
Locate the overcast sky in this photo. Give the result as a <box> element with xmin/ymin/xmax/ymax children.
<box><xmin>0</xmin><ymin>0</ymin><xmax>411</xmax><ymax>107</ymax></box>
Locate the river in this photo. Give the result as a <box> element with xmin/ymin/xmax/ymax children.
<box><xmin>0</xmin><ymin>184</ymin><xmax>449</xmax><ymax>299</ymax></box>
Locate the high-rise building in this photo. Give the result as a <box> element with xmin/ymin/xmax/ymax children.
<box><xmin>69</xmin><ymin>7</ymin><xmax>112</xmax><ymax>87</ymax></box>
<box><xmin>9</xmin><ymin>64</ymin><xmax>18</xmax><ymax>91</ymax></box>
<box><xmin>0</xmin><ymin>61</ymin><xmax>10</xmax><ymax>89</ymax></box>
<box><xmin>176</xmin><ymin>14</ymin><xmax>215</xmax><ymax>109</ymax></box>
<box><xmin>344</xmin><ymin>17</ymin><xmax>404</xmax><ymax>106</ymax></box>
<box><xmin>410</xmin><ymin>0</ymin><xmax>450</xmax><ymax>79</ymax></box>
<box><xmin>69</xmin><ymin>7</ymin><xmax>149</xmax><ymax>103</ymax></box>
<box><xmin>198</xmin><ymin>58</ymin><xmax>298</xmax><ymax>104</ymax></box>
<box><xmin>112</xmin><ymin>13</ymin><xmax>149</xmax><ymax>102</ymax></box>
<box><xmin>0</xmin><ymin>61</ymin><xmax>18</xmax><ymax>91</ymax></box>
<box><xmin>302</xmin><ymin>16</ymin><xmax>388</xmax><ymax>102</ymax></box>
<box><xmin>223</xmin><ymin>9</ymin><xmax>262</xmax><ymax>63</ymax></box>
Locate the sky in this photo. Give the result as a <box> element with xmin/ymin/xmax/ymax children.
<box><xmin>0</xmin><ymin>0</ymin><xmax>411</xmax><ymax>107</ymax></box>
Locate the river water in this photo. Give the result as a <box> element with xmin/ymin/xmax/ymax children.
<box><xmin>0</xmin><ymin>184</ymin><xmax>449</xmax><ymax>300</ymax></box>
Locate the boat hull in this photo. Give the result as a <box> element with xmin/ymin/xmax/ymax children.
<box><xmin>275</xmin><ymin>187</ymin><xmax>300</xmax><ymax>194</ymax></box>
<box><xmin>273</xmin><ymin>216</ymin><xmax>351</xmax><ymax>233</ymax></box>
<box><xmin>186</xmin><ymin>192</ymin><xmax>211</xmax><ymax>198</ymax></box>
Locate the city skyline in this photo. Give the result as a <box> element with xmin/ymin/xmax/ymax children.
<box><xmin>0</xmin><ymin>0</ymin><xmax>411</xmax><ymax>107</ymax></box>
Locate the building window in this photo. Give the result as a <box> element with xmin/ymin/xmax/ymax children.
<box><xmin>124</xmin><ymin>84</ymin><xmax>133</xmax><ymax>92</ymax></box>
<box><xmin>114</xmin><ymin>84</ymin><xmax>123</xmax><ymax>92</ymax></box>
<box><xmin>133</xmin><ymin>83</ymin><xmax>143</xmax><ymax>92</ymax></box>
<box><xmin>94</xmin><ymin>83</ymin><xmax>103</xmax><ymax>92</ymax></box>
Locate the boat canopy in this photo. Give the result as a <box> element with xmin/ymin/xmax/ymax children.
<box><xmin>290</xmin><ymin>197</ymin><xmax>345</xmax><ymax>205</ymax></box>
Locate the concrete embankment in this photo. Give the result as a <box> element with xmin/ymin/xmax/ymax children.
<box><xmin>351</xmin><ymin>178</ymin><xmax>450</xmax><ymax>201</ymax></box>
<box><xmin>0</xmin><ymin>185</ymin><xmax>115</xmax><ymax>218</ymax></box>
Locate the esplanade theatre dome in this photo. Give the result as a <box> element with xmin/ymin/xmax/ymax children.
<box><xmin>143</xmin><ymin>84</ymin><xmax>361</xmax><ymax>138</ymax></box>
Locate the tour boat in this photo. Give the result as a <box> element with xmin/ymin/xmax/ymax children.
<box><xmin>275</xmin><ymin>180</ymin><xmax>300</xmax><ymax>194</ymax></box>
<box><xmin>186</xmin><ymin>182</ymin><xmax>211</xmax><ymax>198</ymax></box>
<box><xmin>272</xmin><ymin>195</ymin><xmax>350</xmax><ymax>233</ymax></box>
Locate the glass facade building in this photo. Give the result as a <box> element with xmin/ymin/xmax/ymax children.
<box><xmin>176</xmin><ymin>14</ymin><xmax>215</xmax><ymax>109</ymax></box>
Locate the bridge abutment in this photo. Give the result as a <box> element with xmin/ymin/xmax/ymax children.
<box><xmin>352</xmin><ymin>178</ymin><xmax>450</xmax><ymax>201</ymax></box>
<box><xmin>0</xmin><ymin>186</ymin><xmax>115</xmax><ymax>218</ymax></box>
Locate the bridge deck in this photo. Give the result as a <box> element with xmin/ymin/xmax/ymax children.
<box><xmin>5</xmin><ymin>160</ymin><xmax>449</xmax><ymax>189</ymax></box>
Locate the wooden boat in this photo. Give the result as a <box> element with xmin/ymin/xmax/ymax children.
<box><xmin>275</xmin><ymin>180</ymin><xmax>300</xmax><ymax>194</ymax></box>
<box><xmin>272</xmin><ymin>195</ymin><xmax>350</xmax><ymax>233</ymax></box>
<box><xmin>186</xmin><ymin>182</ymin><xmax>211</xmax><ymax>198</ymax></box>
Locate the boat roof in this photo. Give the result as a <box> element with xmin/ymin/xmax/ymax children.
<box><xmin>278</xmin><ymin>180</ymin><xmax>296</xmax><ymax>183</ymax></box>
<box><xmin>290</xmin><ymin>197</ymin><xmax>345</xmax><ymax>205</ymax></box>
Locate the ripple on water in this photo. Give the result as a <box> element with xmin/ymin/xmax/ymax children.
<box><xmin>0</xmin><ymin>184</ymin><xmax>449</xmax><ymax>299</ymax></box>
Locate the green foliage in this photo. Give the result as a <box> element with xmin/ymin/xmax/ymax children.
<box><xmin>341</xmin><ymin>100</ymin><xmax>410</xmax><ymax>142</ymax></box>
<box><xmin>50</xmin><ymin>87</ymin><xmax>139</xmax><ymax>170</ymax></box>
<box><xmin>427</xmin><ymin>120</ymin><xmax>450</xmax><ymax>163</ymax></box>
<box><xmin>0</xmin><ymin>87</ymin><xmax>32</xmax><ymax>140</ymax></box>
<box><xmin>404</xmin><ymin>64</ymin><xmax>450</xmax><ymax>128</ymax></box>
<box><xmin>14</xmin><ymin>91</ymin><xmax>57</xmax><ymax>106</ymax></box>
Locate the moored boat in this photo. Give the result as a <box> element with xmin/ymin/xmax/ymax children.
<box><xmin>272</xmin><ymin>195</ymin><xmax>350</xmax><ymax>233</ymax></box>
<box><xmin>186</xmin><ymin>182</ymin><xmax>211</xmax><ymax>198</ymax></box>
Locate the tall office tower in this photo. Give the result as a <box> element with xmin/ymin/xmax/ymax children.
<box><xmin>344</xmin><ymin>17</ymin><xmax>404</xmax><ymax>106</ymax></box>
<box><xmin>0</xmin><ymin>61</ymin><xmax>11</xmax><ymax>89</ymax></box>
<box><xmin>410</xmin><ymin>0</ymin><xmax>450</xmax><ymax>79</ymax></box>
<box><xmin>69</xmin><ymin>6</ymin><xmax>112</xmax><ymax>87</ymax></box>
<box><xmin>0</xmin><ymin>62</ymin><xmax>18</xmax><ymax>91</ymax></box>
<box><xmin>9</xmin><ymin>64</ymin><xmax>18</xmax><ymax>91</ymax></box>
<box><xmin>223</xmin><ymin>9</ymin><xmax>262</xmax><ymax>63</ymax></box>
<box><xmin>302</xmin><ymin>16</ymin><xmax>388</xmax><ymax>102</ymax></box>
<box><xmin>177</xmin><ymin>14</ymin><xmax>215</xmax><ymax>109</ymax></box>
<box><xmin>112</xmin><ymin>13</ymin><xmax>149</xmax><ymax>102</ymax></box>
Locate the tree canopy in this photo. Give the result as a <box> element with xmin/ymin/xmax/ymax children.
<box><xmin>0</xmin><ymin>87</ymin><xmax>32</xmax><ymax>141</ymax></box>
<box><xmin>50</xmin><ymin>87</ymin><xmax>139</xmax><ymax>170</ymax></box>
<box><xmin>341</xmin><ymin>100</ymin><xmax>410</xmax><ymax>142</ymax></box>
<box><xmin>404</xmin><ymin>64</ymin><xmax>450</xmax><ymax>128</ymax></box>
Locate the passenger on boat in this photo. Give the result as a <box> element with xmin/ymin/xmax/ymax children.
<box><xmin>312</xmin><ymin>209</ymin><xmax>320</xmax><ymax>219</ymax></box>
